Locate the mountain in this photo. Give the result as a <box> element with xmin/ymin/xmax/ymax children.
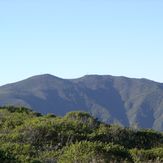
<box><xmin>0</xmin><ymin>74</ymin><xmax>163</xmax><ymax>131</ymax></box>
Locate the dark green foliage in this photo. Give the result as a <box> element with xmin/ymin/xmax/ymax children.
<box><xmin>0</xmin><ymin>106</ymin><xmax>162</xmax><ymax>162</ymax></box>
<box><xmin>0</xmin><ymin>148</ymin><xmax>17</xmax><ymax>163</ymax></box>
<box><xmin>0</xmin><ymin>106</ymin><xmax>32</xmax><ymax>114</ymax></box>
<box><xmin>89</xmin><ymin>125</ymin><xmax>163</xmax><ymax>149</ymax></box>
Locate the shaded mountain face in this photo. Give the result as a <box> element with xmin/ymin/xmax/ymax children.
<box><xmin>0</xmin><ymin>74</ymin><xmax>163</xmax><ymax>131</ymax></box>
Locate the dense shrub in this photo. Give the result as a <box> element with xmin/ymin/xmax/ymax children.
<box><xmin>0</xmin><ymin>106</ymin><xmax>162</xmax><ymax>162</ymax></box>
<box><xmin>59</xmin><ymin>141</ymin><xmax>133</xmax><ymax>163</ymax></box>
<box><xmin>131</xmin><ymin>147</ymin><xmax>163</xmax><ymax>162</ymax></box>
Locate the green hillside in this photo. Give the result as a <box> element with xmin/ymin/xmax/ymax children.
<box><xmin>0</xmin><ymin>106</ymin><xmax>163</xmax><ymax>163</ymax></box>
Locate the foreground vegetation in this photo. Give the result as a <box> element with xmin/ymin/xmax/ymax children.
<box><xmin>0</xmin><ymin>106</ymin><xmax>162</xmax><ymax>163</ymax></box>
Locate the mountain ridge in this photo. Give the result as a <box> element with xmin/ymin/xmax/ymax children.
<box><xmin>0</xmin><ymin>74</ymin><xmax>163</xmax><ymax>131</ymax></box>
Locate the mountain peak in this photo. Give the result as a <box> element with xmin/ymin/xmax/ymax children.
<box><xmin>28</xmin><ymin>74</ymin><xmax>62</xmax><ymax>80</ymax></box>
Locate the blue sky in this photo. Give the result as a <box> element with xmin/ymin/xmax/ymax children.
<box><xmin>0</xmin><ymin>0</ymin><xmax>163</xmax><ymax>85</ymax></box>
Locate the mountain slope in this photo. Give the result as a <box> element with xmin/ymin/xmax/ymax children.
<box><xmin>0</xmin><ymin>74</ymin><xmax>163</xmax><ymax>131</ymax></box>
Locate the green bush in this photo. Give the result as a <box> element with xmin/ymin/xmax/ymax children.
<box><xmin>59</xmin><ymin>141</ymin><xmax>133</xmax><ymax>163</ymax></box>
<box><xmin>131</xmin><ymin>147</ymin><xmax>163</xmax><ymax>162</ymax></box>
<box><xmin>0</xmin><ymin>106</ymin><xmax>162</xmax><ymax>162</ymax></box>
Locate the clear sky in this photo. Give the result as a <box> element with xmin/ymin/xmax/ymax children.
<box><xmin>0</xmin><ymin>0</ymin><xmax>163</xmax><ymax>85</ymax></box>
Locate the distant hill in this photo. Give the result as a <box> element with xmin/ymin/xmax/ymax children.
<box><xmin>0</xmin><ymin>74</ymin><xmax>163</xmax><ymax>131</ymax></box>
